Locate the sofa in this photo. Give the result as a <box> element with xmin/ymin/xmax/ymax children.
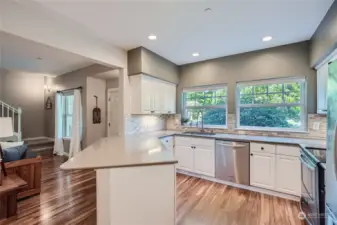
<box><xmin>0</xmin><ymin>142</ymin><xmax>42</xmax><ymax>199</ymax></box>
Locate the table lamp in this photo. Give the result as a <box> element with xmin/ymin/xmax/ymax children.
<box><xmin>0</xmin><ymin>117</ymin><xmax>14</xmax><ymax>177</ymax></box>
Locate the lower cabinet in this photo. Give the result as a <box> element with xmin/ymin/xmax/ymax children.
<box><xmin>275</xmin><ymin>154</ymin><xmax>301</xmax><ymax>196</ymax></box>
<box><xmin>175</xmin><ymin>146</ymin><xmax>194</xmax><ymax>172</ymax></box>
<box><xmin>250</xmin><ymin>152</ymin><xmax>276</xmax><ymax>190</ymax></box>
<box><xmin>250</xmin><ymin>143</ymin><xmax>301</xmax><ymax>196</ymax></box>
<box><xmin>175</xmin><ymin>137</ymin><xmax>215</xmax><ymax>177</ymax></box>
<box><xmin>194</xmin><ymin>147</ymin><xmax>215</xmax><ymax>177</ymax></box>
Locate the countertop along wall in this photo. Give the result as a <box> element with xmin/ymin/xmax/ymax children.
<box><xmin>178</xmin><ymin>41</ymin><xmax>317</xmax><ymax>114</ymax></box>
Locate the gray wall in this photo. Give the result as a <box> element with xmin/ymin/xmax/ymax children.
<box><xmin>106</xmin><ymin>79</ymin><xmax>119</xmax><ymax>89</ymax></box>
<box><xmin>128</xmin><ymin>47</ymin><xmax>179</xmax><ymax>84</ymax></box>
<box><xmin>86</xmin><ymin>76</ymin><xmax>106</xmax><ymax>146</ymax></box>
<box><xmin>179</xmin><ymin>41</ymin><xmax>316</xmax><ymax>114</ymax></box>
<box><xmin>310</xmin><ymin>1</ymin><xmax>337</xmax><ymax>67</ymax></box>
<box><xmin>1</xmin><ymin>69</ymin><xmax>45</xmax><ymax>138</ymax></box>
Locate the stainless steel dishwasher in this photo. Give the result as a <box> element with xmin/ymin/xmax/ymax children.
<box><xmin>215</xmin><ymin>140</ymin><xmax>250</xmax><ymax>185</ymax></box>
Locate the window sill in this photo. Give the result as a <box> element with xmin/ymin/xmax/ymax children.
<box><xmin>181</xmin><ymin>125</ymin><xmax>228</xmax><ymax>130</ymax></box>
<box><xmin>234</xmin><ymin>127</ymin><xmax>309</xmax><ymax>134</ymax></box>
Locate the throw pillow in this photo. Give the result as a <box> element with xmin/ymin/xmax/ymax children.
<box><xmin>0</xmin><ymin>141</ymin><xmax>24</xmax><ymax>149</ymax></box>
<box><xmin>2</xmin><ymin>144</ymin><xmax>28</xmax><ymax>163</ymax></box>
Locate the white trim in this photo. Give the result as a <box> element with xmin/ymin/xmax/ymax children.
<box><xmin>63</xmin><ymin>152</ymin><xmax>69</xmax><ymax>157</ymax></box>
<box><xmin>183</xmin><ymin>83</ymin><xmax>227</xmax><ymax>92</ymax></box>
<box><xmin>316</xmin><ymin>48</ymin><xmax>337</xmax><ymax>69</ymax></box>
<box><xmin>176</xmin><ymin>169</ymin><xmax>300</xmax><ymax>202</ymax></box>
<box><xmin>235</xmin><ymin>77</ymin><xmax>307</xmax><ymax>132</ymax></box>
<box><xmin>107</xmin><ymin>88</ymin><xmax>119</xmax><ymax>137</ymax></box>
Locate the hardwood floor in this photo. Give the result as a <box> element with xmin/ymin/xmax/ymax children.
<box><xmin>5</xmin><ymin>156</ymin><xmax>304</xmax><ymax>225</ymax></box>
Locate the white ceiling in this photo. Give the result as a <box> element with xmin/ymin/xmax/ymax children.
<box><xmin>34</xmin><ymin>0</ymin><xmax>333</xmax><ymax>65</ymax></box>
<box><xmin>0</xmin><ymin>32</ymin><xmax>94</xmax><ymax>76</ymax></box>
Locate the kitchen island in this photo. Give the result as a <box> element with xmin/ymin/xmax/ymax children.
<box><xmin>60</xmin><ymin>134</ymin><xmax>177</xmax><ymax>225</ymax></box>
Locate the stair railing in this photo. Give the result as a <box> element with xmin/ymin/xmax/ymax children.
<box><xmin>0</xmin><ymin>100</ymin><xmax>22</xmax><ymax>141</ymax></box>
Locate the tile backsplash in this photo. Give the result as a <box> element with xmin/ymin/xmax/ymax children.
<box><xmin>166</xmin><ymin>114</ymin><xmax>327</xmax><ymax>140</ymax></box>
<box><xmin>125</xmin><ymin>115</ymin><xmax>166</xmax><ymax>134</ymax></box>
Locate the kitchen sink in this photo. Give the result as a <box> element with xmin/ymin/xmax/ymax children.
<box><xmin>182</xmin><ymin>131</ymin><xmax>216</xmax><ymax>136</ymax></box>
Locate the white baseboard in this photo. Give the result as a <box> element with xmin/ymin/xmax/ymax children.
<box><xmin>177</xmin><ymin>169</ymin><xmax>300</xmax><ymax>202</ymax></box>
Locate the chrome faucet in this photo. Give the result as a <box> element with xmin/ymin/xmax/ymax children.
<box><xmin>196</xmin><ymin>110</ymin><xmax>205</xmax><ymax>133</ymax></box>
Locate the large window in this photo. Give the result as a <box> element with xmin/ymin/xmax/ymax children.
<box><xmin>182</xmin><ymin>85</ymin><xmax>227</xmax><ymax>128</ymax></box>
<box><xmin>236</xmin><ymin>77</ymin><xmax>307</xmax><ymax>131</ymax></box>
<box><xmin>63</xmin><ymin>94</ymin><xmax>74</xmax><ymax>137</ymax></box>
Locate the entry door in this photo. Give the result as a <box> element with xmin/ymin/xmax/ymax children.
<box><xmin>108</xmin><ymin>90</ymin><xmax>119</xmax><ymax>136</ymax></box>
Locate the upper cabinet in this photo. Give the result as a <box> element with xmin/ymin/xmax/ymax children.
<box><xmin>317</xmin><ymin>63</ymin><xmax>328</xmax><ymax>114</ymax></box>
<box><xmin>130</xmin><ymin>74</ymin><xmax>176</xmax><ymax>114</ymax></box>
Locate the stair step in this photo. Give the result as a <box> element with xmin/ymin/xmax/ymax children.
<box><xmin>29</xmin><ymin>146</ymin><xmax>54</xmax><ymax>152</ymax></box>
<box><xmin>25</xmin><ymin>138</ymin><xmax>54</xmax><ymax>147</ymax></box>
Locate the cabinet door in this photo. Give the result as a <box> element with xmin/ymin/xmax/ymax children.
<box><xmin>167</xmin><ymin>84</ymin><xmax>176</xmax><ymax>114</ymax></box>
<box><xmin>175</xmin><ymin>146</ymin><xmax>194</xmax><ymax>172</ymax></box>
<box><xmin>317</xmin><ymin>63</ymin><xmax>328</xmax><ymax>114</ymax></box>
<box><xmin>141</xmin><ymin>77</ymin><xmax>153</xmax><ymax>112</ymax></box>
<box><xmin>250</xmin><ymin>152</ymin><xmax>276</xmax><ymax>190</ymax></box>
<box><xmin>194</xmin><ymin>147</ymin><xmax>215</xmax><ymax>177</ymax></box>
<box><xmin>276</xmin><ymin>155</ymin><xmax>301</xmax><ymax>196</ymax></box>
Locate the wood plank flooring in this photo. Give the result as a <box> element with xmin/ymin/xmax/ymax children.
<box><xmin>4</xmin><ymin>156</ymin><xmax>304</xmax><ymax>225</ymax></box>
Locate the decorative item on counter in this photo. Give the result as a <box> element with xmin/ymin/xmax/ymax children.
<box><xmin>181</xmin><ymin>117</ymin><xmax>189</xmax><ymax>126</ymax></box>
<box><xmin>93</xmin><ymin>95</ymin><xmax>101</xmax><ymax>124</ymax></box>
<box><xmin>45</xmin><ymin>97</ymin><xmax>52</xmax><ymax>109</ymax></box>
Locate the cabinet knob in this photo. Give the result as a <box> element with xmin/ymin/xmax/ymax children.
<box><xmin>250</xmin><ymin>153</ymin><xmax>253</xmax><ymax>156</ymax></box>
<box><xmin>261</xmin><ymin>147</ymin><xmax>264</xmax><ymax>150</ymax></box>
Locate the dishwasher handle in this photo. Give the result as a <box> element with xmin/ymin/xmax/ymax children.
<box><xmin>216</xmin><ymin>143</ymin><xmax>248</xmax><ymax>148</ymax></box>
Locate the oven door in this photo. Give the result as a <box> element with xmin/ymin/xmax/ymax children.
<box><xmin>300</xmin><ymin>153</ymin><xmax>319</xmax><ymax>225</ymax></box>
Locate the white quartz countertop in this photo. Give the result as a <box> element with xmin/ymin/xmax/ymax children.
<box><xmin>60</xmin><ymin>130</ymin><xmax>325</xmax><ymax>170</ymax></box>
<box><xmin>60</xmin><ymin>133</ymin><xmax>178</xmax><ymax>170</ymax></box>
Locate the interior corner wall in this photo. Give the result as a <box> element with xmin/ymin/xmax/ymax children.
<box><xmin>178</xmin><ymin>41</ymin><xmax>316</xmax><ymax>114</ymax></box>
<box><xmin>86</xmin><ymin>76</ymin><xmax>107</xmax><ymax>146</ymax></box>
<box><xmin>310</xmin><ymin>0</ymin><xmax>337</xmax><ymax>67</ymax></box>
<box><xmin>1</xmin><ymin>69</ymin><xmax>45</xmax><ymax>138</ymax></box>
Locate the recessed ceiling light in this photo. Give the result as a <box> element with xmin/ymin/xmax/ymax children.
<box><xmin>262</xmin><ymin>36</ymin><xmax>273</xmax><ymax>42</ymax></box>
<box><xmin>192</xmin><ymin>52</ymin><xmax>199</xmax><ymax>57</ymax></box>
<box><xmin>148</xmin><ymin>35</ymin><xmax>157</xmax><ymax>40</ymax></box>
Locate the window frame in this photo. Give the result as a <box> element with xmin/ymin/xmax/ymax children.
<box><xmin>235</xmin><ymin>77</ymin><xmax>307</xmax><ymax>132</ymax></box>
<box><xmin>181</xmin><ymin>84</ymin><xmax>228</xmax><ymax>128</ymax></box>
<box><xmin>62</xmin><ymin>92</ymin><xmax>74</xmax><ymax>138</ymax></box>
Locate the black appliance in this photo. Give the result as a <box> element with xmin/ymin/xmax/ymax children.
<box><xmin>300</xmin><ymin>147</ymin><xmax>326</xmax><ymax>225</ymax></box>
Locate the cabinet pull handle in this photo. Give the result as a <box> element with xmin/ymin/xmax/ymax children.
<box><xmin>150</xmin><ymin>111</ymin><xmax>155</xmax><ymax>113</ymax></box>
<box><xmin>250</xmin><ymin>153</ymin><xmax>253</xmax><ymax>156</ymax></box>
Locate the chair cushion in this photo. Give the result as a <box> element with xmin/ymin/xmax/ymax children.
<box><xmin>2</xmin><ymin>144</ymin><xmax>28</xmax><ymax>163</ymax></box>
<box><xmin>0</xmin><ymin>141</ymin><xmax>24</xmax><ymax>149</ymax></box>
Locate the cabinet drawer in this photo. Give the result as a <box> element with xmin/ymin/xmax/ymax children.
<box><xmin>175</xmin><ymin>136</ymin><xmax>192</xmax><ymax>147</ymax></box>
<box><xmin>191</xmin><ymin>138</ymin><xmax>214</xmax><ymax>149</ymax></box>
<box><xmin>251</xmin><ymin>142</ymin><xmax>276</xmax><ymax>154</ymax></box>
<box><xmin>276</xmin><ymin>145</ymin><xmax>300</xmax><ymax>157</ymax></box>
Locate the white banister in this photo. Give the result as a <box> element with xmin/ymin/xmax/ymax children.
<box><xmin>0</xmin><ymin>100</ymin><xmax>22</xmax><ymax>141</ymax></box>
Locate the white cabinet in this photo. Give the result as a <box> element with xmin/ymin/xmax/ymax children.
<box><xmin>160</xmin><ymin>136</ymin><xmax>174</xmax><ymax>152</ymax></box>
<box><xmin>317</xmin><ymin>63</ymin><xmax>328</xmax><ymax>114</ymax></box>
<box><xmin>175</xmin><ymin>145</ymin><xmax>194</xmax><ymax>172</ymax></box>
<box><xmin>175</xmin><ymin>137</ymin><xmax>215</xmax><ymax>177</ymax></box>
<box><xmin>275</xmin><ymin>155</ymin><xmax>301</xmax><ymax>196</ymax></box>
<box><xmin>250</xmin><ymin>152</ymin><xmax>276</xmax><ymax>190</ymax></box>
<box><xmin>130</xmin><ymin>74</ymin><xmax>176</xmax><ymax>114</ymax></box>
<box><xmin>250</xmin><ymin>143</ymin><xmax>301</xmax><ymax>196</ymax></box>
<box><xmin>194</xmin><ymin>147</ymin><xmax>215</xmax><ymax>177</ymax></box>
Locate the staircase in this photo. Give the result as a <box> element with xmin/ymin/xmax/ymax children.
<box><xmin>26</xmin><ymin>138</ymin><xmax>54</xmax><ymax>158</ymax></box>
<box><xmin>0</xmin><ymin>100</ymin><xmax>22</xmax><ymax>141</ymax></box>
